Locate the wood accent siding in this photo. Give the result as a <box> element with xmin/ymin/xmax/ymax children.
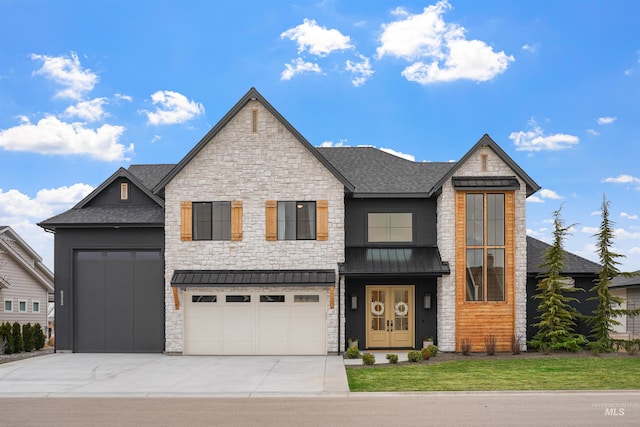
<box><xmin>455</xmin><ymin>191</ymin><xmax>516</xmax><ymax>352</ymax></box>
<box><xmin>231</xmin><ymin>201</ymin><xmax>243</xmax><ymax>241</ymax></box>
<box><xmin>265</xmin><ymin>200</ymin><xmax>277</xmax><ymax>241</ymax></box>
<box><xmin>180</xmin><ymin>201</ymin><xmax>193</xmax><ymax>241</ymax></box>
<box><xmin>316</xmin><ymin>200</ymin><xmax>329</xmax><ymax>241</ymax></box>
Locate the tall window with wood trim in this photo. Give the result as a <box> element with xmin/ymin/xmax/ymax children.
<box><xmin>120</xmin><ymin>182</ymin><xmax>129</xmax><ymax>200</ymax></box>
<box><xmin>251</xmin><ymin>109</ymin><xmax>258</xmax><ymax>133</ymax></box>
<box><xmin>465</xmin><ymin>193</ymin><xmax>505</xmax><ymax>301</ymax></box>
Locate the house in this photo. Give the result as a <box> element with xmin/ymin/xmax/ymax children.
<box><xmin>525</xmin><ymin>236</ymin><xmax>601</xmax><ymax>342</ymax></box>
<box><xmin>39</xmin><ymin>87</ymin><xmax>541</xmax><ymax>354</ymax></box>
<box><xmin>0</xmin><ymin>226</ymin><xmax>54</xmax><ymax>331</ymax></box>
<box><xmin>609</xmin><ymin>271</ymin><xmax>640</xmax><ymax>339</ymax></box>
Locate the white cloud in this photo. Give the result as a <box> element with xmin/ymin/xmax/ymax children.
<box><xmin>377</xmin><ymin>1</ymin><xmax>513</xmax><ymax>84</ymax></box>
<box><xmin>526</xmin><ymin>228</ymin><xmax>548</xmax><ymax>241</ymax></box>
<box><xmin>526</xmin><ymin>196</ymin><xmax>543</xmax><ymax>203</ymax></box>
<box><xmin>586</xmin><ymin>128</ymin><xmax>599</xmax><ymax>136</ymax></box>
<box><xmin>509</xmin><ymin>118</ymin><xmax>579</xmax><ymax>151</ymax></box>
<box><xmin>522</xmin><ymin>43</ymin><xmax>539</xmax><ymax>53</ymax></box>
<box><xmin>345</xmin><ymin>54</ymin><xmax>374</xmax><ymax>87</ymax></box>
<box><xmin>597</xmin><ymin>116</ymin><xmax>617</xmax><ymax>125</ymax></box>
<box><xmin>280</xmin><ymin>18</ymin><xmax>353</xmax><ymax>57</ymax></box>
<box><xmin>144</xmin><ymin>91</ymin><xmax>204</xmax><ymax>125</ymax></box>
<box><xmin>629</xmin><ymin>247</ymin><xmax>640</xmax><ymax>255</ymax></box>
<box><xmin>319</xmin><ymin>139</ymin><xmax>348</xmax><ymax>147</ymax></box>
<box><xmin>151</xmin><ymin>134</ymin><xmax>161</xmax><ymax>143</ymax></box>
<box><xmin>114</xmin><ymin>93</ymin><xmax>133</xmax><ymax>102</ymax></box>
<box><xmin>590</xmin><ymin>210</ymin><xmax>601</xmax><ymax>216</ymax></box>
<box><xmin>539</xmin><ymin>189</ymin><xmax>562</xmax><ymax>200</ymax></box>
<box><xmin>615</xmin><ymin>228</ymin><xmax>640</xmax><ymax>240</ymax></box>
<box><xmin>64</xmin><ymin>97</ymin><xmax>108</xmax><ymax>122</ymax></box>
<box><xmin>602</xmin><ymin>174</ymin><xmax>640</xmax><ymax>185</ymax></box>
<box><xmin>581</xmin><ymin>226</ymin><xmax>600</xmax><ymax>234</ymax></box>
<box><xmin>0</xmin><ymin>115</ymin><xmax>130</xmax><ymax>161</ymax></box>
<box><xmin>31</xmin><ymin>51</ymin><xmax>97</xmax><ymax>100</ymax></box>
<box><xmin>0</xmin><ymin>184</ymin><xmax>94</xmax><ymax>270</ymax></box>
<box><xmin>380</xmin><ymin>147</ymin><xmax>415</xmax><ymax>161</ymax></box>
<box><xmin>281</xmin><ymin>58</ymin><xmax>323</xmax><ymax>80</ymax></box>
<box><xmin>621</xmin><ymin>212</ymin><xmax>638</xmax><ymax>220</ymax></box>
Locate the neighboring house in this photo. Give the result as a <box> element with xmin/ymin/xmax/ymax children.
<box><xmin>40</xmin><ymin>87</ymin><xmax>541</xmax><ymax>354</ymax></box>
<box><xmin>525</xmin><ymin>236</ymin><xmax>601</xmax><ymax>343</ymax></box>
<box><xmin>609</xmin><ymin>271</ymin><xmax>640</xmax><ymax>338</ymax></box>
<box><xmin>0</xmin><ymin>226</ymin><xmax>54</xmax><ymax>330</ymax></box>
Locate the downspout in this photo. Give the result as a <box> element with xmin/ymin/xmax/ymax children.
<box><xmin>337</xmin><ymin>273</ymin><xmax>342</xmax><ymax>355</ymax></box>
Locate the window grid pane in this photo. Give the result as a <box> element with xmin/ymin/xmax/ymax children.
<box><xmin>193</xmin><ymin>202</ymin><xmax>212</xmax><ymax>240</ymax></box>
<box><xmin>296</xmin><ymin>202</ymin><xmax>316</xmax><ymax>240</ymax></box>
<box><xmin>212</xmin><ymin>201</ymin><xmax>231</xmax><ymax>240</ymax></box>
<box><xmin>367</xmin><ymin>213</ymin><xmax>413</xmax><ymax>243</ymax></box>
<box><xmin>466</xmin><ymin>249</ymin><xmax>484</xmax><ymax>301</ymax></box>
<box><xmin>466</xmin><ymin>194</ymin><xmax>484</xmax><ymax>246</ymax></box>
<box><xmin>487</xmin><ymin>248</ymin><xmax>505</xmax><ymax>301</ymax></box>
<box><xmin>278</xmin><ymin>202</ymin><xmax>297</xmax><ymax>240</ymax></box>
<box><xmin>487</xmin><ymin>194</ymin><xmax>505</xmax><ymax>246</ymax></box>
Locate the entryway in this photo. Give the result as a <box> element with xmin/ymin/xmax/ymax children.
<box><xmin>366</xmin><ymin>286</ymin><xmax>414</xmax><ymax>348</ymax></box>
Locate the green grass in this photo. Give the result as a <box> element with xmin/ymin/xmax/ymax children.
<box><xmin>346</xmin><ymin>357</ymin><xmax>640</xmax><ymax>391</ymax></box>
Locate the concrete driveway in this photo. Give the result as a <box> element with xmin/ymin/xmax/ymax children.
<box><xmin>0</xmin><ymin>353</ymin><xmax>349</xmax><ymax>397</ymax></box>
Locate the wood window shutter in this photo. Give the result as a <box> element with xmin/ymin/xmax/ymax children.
<box><xmin>172</xmin><ymin>287</ymin><xmax>180</xmax><ymax>310</ymax></box>
<box><xmin>265</xmin><ymin>200</ymin><xmax>277</xmax><ymax>241</ymax></box>
<box><xmin>180</xmin><ymin>201</ymin><xmax>192</xmax><ymax>241</ymax></box>
<box><xmin>316</xmin><ymin>200</ymin><xmax>329</xmax><ymax>241</ymax></box>
<box><xmin>231</xmin><ymin>200</ymin><xmax>243</xmax><ymax>241</ymax></box>
<box><xmin>329</xmin><ymin>286</ymin><xmax>335</xmax><ymax>309</ymax></box>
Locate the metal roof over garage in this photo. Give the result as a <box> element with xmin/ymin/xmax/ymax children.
<box><xmin>171</xmin><ymin>269</ymin><xmax>336</xmax><ymax>287</ymax></box>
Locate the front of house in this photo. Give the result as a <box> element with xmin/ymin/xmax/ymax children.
<box><xmin>40</xmin><ymin>87</ymin><xmax>540</xmax><ymax>354</ymax></box>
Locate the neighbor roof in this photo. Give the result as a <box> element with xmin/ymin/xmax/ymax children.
<box><xmin>527</xmin><ymin>236</ymin><xmax>601</xmax><ymax>275</ymax></box>
<box><xmin>609</xmin><ymin>271</ymin><xmax>640</xmax><ymax>288</ymax></box>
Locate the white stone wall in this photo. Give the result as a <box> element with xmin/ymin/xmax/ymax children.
<box><xmin>437</xmin><ymin>146</ymin><xmax>529</xmax><ymax>351</ymax></box>
<box><xmin>164</xmin><ymin>100</ymin><xmax>345</xmax><ymax>353</ymax></box>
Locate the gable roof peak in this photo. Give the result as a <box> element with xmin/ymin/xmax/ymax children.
<box><xmin>152</xmin><ymin>87</ymin><xmax>353</xmax><ymax>193</ymax></box>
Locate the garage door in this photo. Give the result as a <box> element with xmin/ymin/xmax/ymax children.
<box><xmin>184</xmin><ymin>289</ymin><xmax>326</xmax><ymax>355</ymax></box>
<box><xmin>75</xmin><ymin>250</ymin><xmax>164</xmax><ymax>353</ymax></box>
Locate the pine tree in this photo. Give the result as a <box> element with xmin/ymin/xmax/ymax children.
<box><xmin>530</xmin><ymin>207</ymin><xmax>585</xmax><ymax>352</ymax></box>
<box><xmin>587</xmin><ymin>195</ymin><xmax>640</xmax><ymax>352</ymax></box>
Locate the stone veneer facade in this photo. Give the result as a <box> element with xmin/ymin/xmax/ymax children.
<box><xmin>163</xmin><ymin>101</ymin><xmax>345</xmax><ymax>353</ymax></box>
<box><xmin>437</xmin><ymin>146</ymin><xmax>528</xmax><ymax>352</ymax></box>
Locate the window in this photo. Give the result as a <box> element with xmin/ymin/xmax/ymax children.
<box><xmin>260</xmin><ymin>295</ymin><xmax>285</xmax><ymax>303</ymax></box>
<box><xmin>3</xmin><ymin>299</ymin><xmax>12</xmax><ymax>312</ymax></box>
<box><xmin>278</xmin><ymin>201</ymin><xmax>316</xmax><ymax>240</ymax></box>
<box><xmin>465</xmin><ymin>193</ymin><xmax>505</xmax><ymax>302</ymax></box>
<box><xmin>193</xmin><ymin>202</ymin><xmax>231</xmax><ymax>240</ymax></box>
<box><xmin>294</xmin><ymin>295</ymin><xmax>319</xmax><ymax>303</ymax></box>
<box><xmin>251</xmin><ymin>109</ymin><xmax>258</xmax><ymax>133</ymax></box>
<box><xmin>192</xmin><ymin>295</ymin><xmax>217</xmax><ymax>303</ymax></box>
<box><xmin>120</xmin><ymin>182</ymin><xmax>129</xmax><ymax>200</ymax></box>
<box><xmin>19</xmin><ymin>300</ymin><xmax>27</xmax><ymax>313</ymax></box>
<box><xmin>32</xmin><ymin>301</ymin><xmax>40</xmax><ymax>313</ymax></box>
<box><xmin>226</xmin><ymin>295</ymin><xmax>251</xmax><ymax>303</ymax></box>
<box><xmin>368</xmin><ymin>213</ymin><xmax>413</xmax><ymax>243</ymax></box>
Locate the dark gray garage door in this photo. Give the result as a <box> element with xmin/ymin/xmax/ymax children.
<box><xmin>75</xmin><ymin>250</ymin><xmax>163</xmax><ymax>352</ymax></box>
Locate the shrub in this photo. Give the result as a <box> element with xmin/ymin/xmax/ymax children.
<box><xmin>0</xmin><ymin>337</ymin><xmax>6</xmax><ymax>355</ymax></box>
<box><xmin>0</xmin><ymin>322</ymin><xmax>12</xmax><ymax>354</ymax></box>
<box><xmin>485</xmin><ymin>334</ymin><xmax>497</xmax><ymax>356</ymax></box>
<box><xmin>32</xmin><ymin>323</ymin><xmax>46</xmax><ymax>350</ymax></box>
<box><xmin>421</xmin><ymin>347</ymin><xmax>431</xmax><ymax>360</ymax></box>
<box><xmin>12</xmin><ymin>322</ymin><xmax>23</xmax><ymax>353</ymax></box>
<box><xmin>511</xmin><ymin>334</ymin><xmax>523</xmax><ymax>355</ymax></box>
<box><xmin>407</xmin><ymin>350</ymin><xmax>423</xmax><ymax>362</ymax></box>
<box><xmin>362</xmin><ymin>353</ymin><xmax>375</xmax><ymax>365</ymax></box>
<box><xmin>22</xmin><ymin>323</ymin><xmax>34</xmax><ymax>352</ymax></box>
<box><xmin>345</xmin><ymin>345</ymin><xmax>361</xmax><ymax>359</ymax></box>
<box><xmin>385</xmin><ymin>354</ymin><xmax>398</xmax><ymax>364</ymax></box>
<box><xmin>427</xmin><ymin>345</ymin><xmax>438</xmax><ymax>357</ymax></box>
<box><xmin>460</xmin><ymin>338</ymin><xmax>472</xmax><ymax>355</ymax></box>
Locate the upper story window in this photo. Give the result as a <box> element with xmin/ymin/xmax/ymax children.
<box><xmin>265</xmin><ymin>200</ymin><xmax>328</xmax><ymax>241</ymax></box>
<box><xmin>278</xmin><ymin>201</ymin><xmax>316</xmax><ymax>240</ymax></box>
<box><xmin>367</xmin><ymin>212</ymin><xmax>413</xmax><ymax>243</ymax></box>
<box><xmin>180</xmin><ymin>201</ymin><xmax>243</xmax><ymax>242</ymax></box>
<box><xmin>465</xmin><ymin>193</ymin><xmax>505</xmax><ymax>302</ymax></box>
<box><xmin>4</xmin><ymin>299</ymin><xmax>12</xmax><ymax>312</ymax></box>
<box><xmin>120</xmin><ymin>182</ymin><xmax>129</xmax><ymax>201</ymax></box>
<box><xmin>193</xmin><ymin>202</ymin><xmax>231</xmax><ymax>240</ymax></box>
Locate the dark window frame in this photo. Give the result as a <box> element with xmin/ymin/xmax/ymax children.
<box><xmin>277</xmin><ymin>201</ymin><xmax>316</xmax><ymax>240</ymax></box>
<box><xmin>366</xmin><ymin>212</ymin><xmax>414</xmax><ymax>244</ymax></box>
<box><xmin>192</xmin><ymin>201</ymin><xmax>231</xmax><ymax>241</ymax></box>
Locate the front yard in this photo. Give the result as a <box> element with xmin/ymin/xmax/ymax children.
<box><xmin>347</xmin><ymin>353</ymin><xmax>640</xmax><ymax>392</ymax></box>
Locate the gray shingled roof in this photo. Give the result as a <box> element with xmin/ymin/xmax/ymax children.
<box><xmin>609</xmin><ymin>271</ymin><xmax>640</xmax><ymax>288</ymax></box>
<box><xmin>39</xmin><ymin>206</ymin><xmax>164</xmax><ymax>227</ymax></box>
<box><xmin>128</xmin><ymin>164</ymin><xmax>175</xmax><ymax>190</ymax></box>
<box><xmin>527</xmin><ymin>236</ymin><xmax>601</xmax><ymax>275</ymax></box>
<box><xmin>317</xmin><ymin>147</ymin><xmax>455</xmax><ymax>196</ymax></box>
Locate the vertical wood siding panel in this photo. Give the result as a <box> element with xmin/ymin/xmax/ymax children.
<box><xmin>180</xmin><ymin>201</ymin><xmax>192</xmax><ymax>241</ymax></box>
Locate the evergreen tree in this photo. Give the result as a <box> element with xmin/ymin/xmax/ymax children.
<box><xmin>530</xmin><ymin>207</ymin><xmax>585</xmax><ymax>352</ymax></box>
<box><xmin>587</xmin><ymin>195</ymin><xmax>640</xmax><ymax>352</ymax></box>
<box><xmin>32</xmin><ymin>323</ymin><xmax>46</xmax><ymax>350</ymax></box>
<box><xmin>0</xmin><ymin>322</ymin><xmax>12</xmax><ymax>354</ymax></box>
<box><xmin>12</xmin><ymin>321</ymin><xmax>23</xmax><ymax>353</ymax></box>
<box><xmin>22</xmin><ymin>323</ymin><xmax>33</xmax><ymax>352</ymax></box>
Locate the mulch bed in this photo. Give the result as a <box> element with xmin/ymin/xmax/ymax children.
<box><xmin>0</xmin><ymin>348</ymin><xmax>54</xmax><ymax>364</ymax></box>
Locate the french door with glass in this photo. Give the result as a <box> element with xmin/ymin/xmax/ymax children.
<box><xmin>366</xmin><ymin>286</ymin><xmax>414</xmax><ymax>348</ymax></box>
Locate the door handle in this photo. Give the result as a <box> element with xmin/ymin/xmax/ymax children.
<box><xmin>388</xmin><ymin>320</ymin><xmax>393</xmax><ymax>331</ymax></box>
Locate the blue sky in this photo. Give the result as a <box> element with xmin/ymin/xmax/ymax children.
<box><xmin>0</xmin><ymin>0</ymin><xmax>638</xmax><ymax>272</ymax></box>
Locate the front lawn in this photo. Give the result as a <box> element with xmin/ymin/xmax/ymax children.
<box><xmin>346</xmin><ymin>356</ymin><xmax>640</xmax><ymax>391</ymax></box>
